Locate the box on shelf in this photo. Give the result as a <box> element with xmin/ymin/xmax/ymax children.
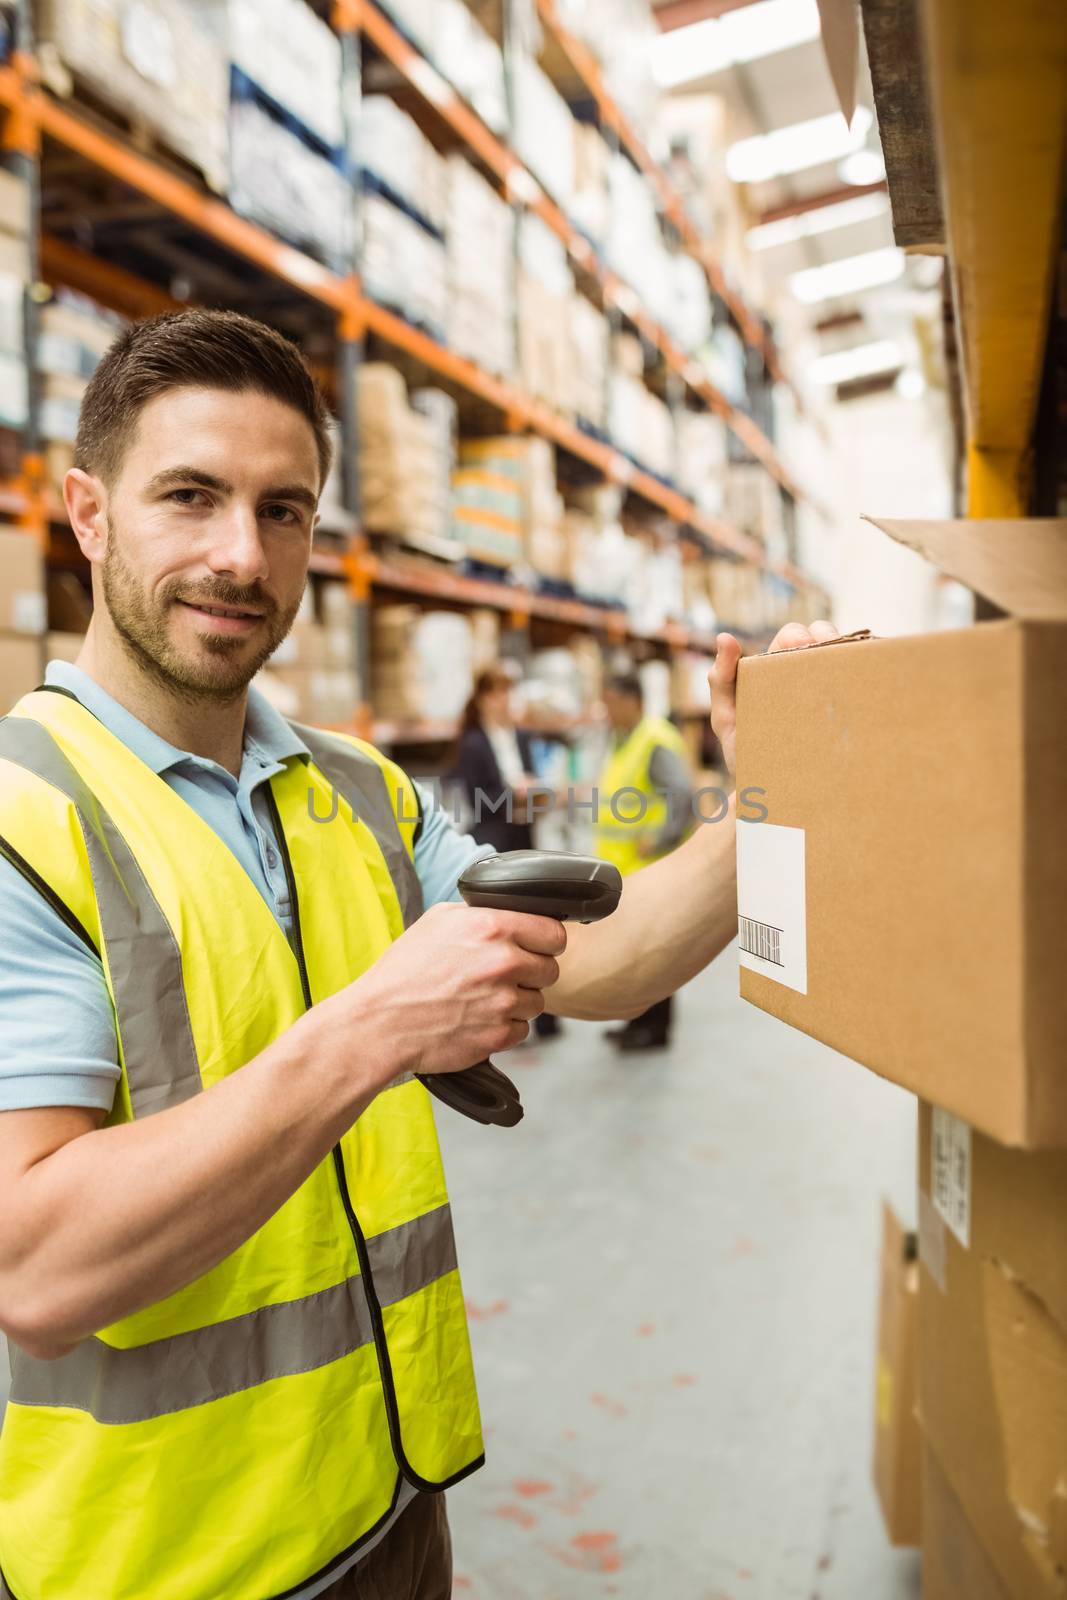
<box><xmin>189</xmin><ymin>0</ymin><xmax>343</xmax><ymax>152</ymax></box>
<box><xmin>676</xmin><ymin>410</ymin><xmax>728</xmax><ymax>514</ymax></box>
<box><xmin>228</xmin><ymin>87</ymin><xmax>353</xmax><ymax>272</ymax></box>
<box><xmin>452</xmin><ymin>436</ymin><xmax>556</xmax><ymax>570</ymax></box>
<box><xmin>570</xmin><ymin>295</ymin><xmax>609</xmax><ymax>428</ymax></box>
<box><xmin>358</xmin><ymin>366</ymin><xmax>454</xmax><ymax>556</ymax></box>
<box><xmin>736</xmin><ymin>518</ymin><xmax>1067</xmax><ymax>1148</ymax></box>
<box><xmin>362</xmin><ymin>191</ymin><xmax>447</xmax><ymax>335</ymax></box>
<box><xmin>359</xmin><ymin>96</ymin><xmax>447</xmax><ymax>234</ymax></box>
<box><xmin>917</xmin><ymin>1101</ymin><xmax>1067</xmax><ymax>1598</ymax></box>
<box><xmin>873</xmin><ymin>1201</ymin><xmax>921</xmax><ymax>1548</ymax></box>
<box><xmin>0</xmin><ymin>528</ymin><xmax>46</xmax><ymax>636</ymax></box>
<box><xmin>371</xmin><ymin>605</ymin><xmax>473</xmax><ymax>722</ymax></box>
<box><xmin>0</xmin><ymin>635</ymin><xmax>42</xmax><ymax>709</ymax></box>
<box><xmin>429</xmin><ymin>0</ymin><xmax>506</xmax><ymax>134</ymax></box>
<box><xmin>37</xmin><ymin>0</ymin><xmax>229</xmax><ymax>191</ymax></box>
<box><xmin>723</xmin><ymin>464</ymin><xmax>786</xmax><ymax>552</ymax></box>
<box><xmin>37</xmin><ymin>292</ymin><xmax>124</xmax><ymax>489</ymax></box>
<box><xmin>258</xmin><ymin>665</ymin><xmax>360</xmax><ymax>726</ymax></box>
<box><xmin>444</xmin><ymin>156</ymin><xmax>514</xmax><ymax>377</ymax></box>
<box><xmin>571</xmin><ymin>122</ymin><xmax>609</xmax><ymax>245</ymax></box>
<box><xmin>518</xmin><ymin>275</ymin><xmax>574</xmax><ymax>418</ymax></box>
<box><xmin>512</xmin><ymin>53</ymin><xmax>575</xmax><ymax>208</ymax></box>
<box><xmin>608</xmin><ymin>373</ymin><xmax>675</xmax><ymax>480</ymax></box>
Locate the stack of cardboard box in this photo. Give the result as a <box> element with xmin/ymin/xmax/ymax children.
<box><xmin>39</xmin><ymin>292</ymin><xmax>124</xmax><ymax>496</ymax></box>
<box><xmin>0</xmin><ymin>529</ymin><xmax>46</xmax><ymax>709</ymax></box>
<box><xmin>357</xmin><ymin>366</ymin><xmax>455</xmax><ymax>556</ymax></box>
<box><xmin>735</xmin><ymin>517</ymin><xmax>1067</xmax><ymax>1596</ymax></box>
<box><xmin>444</xmin><ymin>157</ymin><xmax>514</xmax><ymax>379</ymax></box>
<box><xmin>452</xmin><ymin>437</ymin><xmax>559</xmax><ymax>572</ymax></box>
<box><xmin>256</xmin><ymin>581</ymin><xmax>361</xmax><ymax>726</ymax></box>
<box><xmin>516</xmin><ymin>217</ymin><xmax>575</xmax><ymax>419</ymax></box>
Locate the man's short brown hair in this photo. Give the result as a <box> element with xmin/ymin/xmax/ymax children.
<box><xmin>74</xmin><ymin>308</ymin><xmax>333</xmax><ymax>488</ymax></box>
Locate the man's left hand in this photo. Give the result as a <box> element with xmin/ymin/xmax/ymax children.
<box><xmin>709</xmin><ymin>620</ymin><xmax>839</xmax><ymax>779</ymax></box>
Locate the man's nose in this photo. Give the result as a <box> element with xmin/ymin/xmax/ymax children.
<box><xmin>206</xmin><ymin>503</ymin><xmax>270</xmax><ymax>583</ymax></box>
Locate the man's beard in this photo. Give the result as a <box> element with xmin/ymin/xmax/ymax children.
<box><xmin>101</xmin><ymin>520</ymin><xmax>300</xmax><ymax>705</ymax></box>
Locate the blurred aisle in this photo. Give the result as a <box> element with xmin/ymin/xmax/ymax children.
<box><xmin>438</xmin><ymin>946</ymin><xmax>923</xmax><ymax>1600</ymax></box>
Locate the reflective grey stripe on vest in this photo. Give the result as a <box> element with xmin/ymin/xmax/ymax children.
<box><xmin>8</xmin><ymin>1202</ymin><xmax>458</xmax><ymax>1425</ymax></box>
<box><xmin>0</xmin><ymin>716</ymin><xmax>201</xmax><ymax>1116</ymax></box>
<box><xmin>293</xmin><ymin>723</ymin><xmax>424</xmax><ymax>929</ymax></box>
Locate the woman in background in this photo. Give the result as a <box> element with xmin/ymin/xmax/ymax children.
<box><xmin>450</xmin><ymin>666</ymin><xmax>561</xmax><ymax>1038</ymax></box>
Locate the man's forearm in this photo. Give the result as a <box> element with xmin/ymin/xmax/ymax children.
<box><xmin>1</xmin><ymin>1000</ymin><xmax>396</xmax><ymax>1358</ymax></box>
<box><xmin>549</xmin><ymin>793</ymin><xmax>737</xmax><ymax>1020</ymax></box>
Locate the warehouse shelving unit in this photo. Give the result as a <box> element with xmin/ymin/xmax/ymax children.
<box><xmin>0</xmin><ymin>0</ymin><xmax>828</xmax><ymax>744</ymax></box>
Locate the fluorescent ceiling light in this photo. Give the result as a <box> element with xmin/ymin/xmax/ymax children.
<box><xmin>652</xmin><ymin>0</ymin><xmax>820</xmax><ymax>90</ymax></box>
<box><xmin>747</xmin><ymin>191</ymin><xmax>890</xmax><ymax>251</ymax></box>
<box><xmin>727</xmin><ymin>106</ymin><xmax>873</xmax><ymax>184</ymax></box>
<box><xmin>809</xmin><ymin>339</ymin><xmax>903</xmax><ymax>385</ymax></box>
<box><xmin>790</xmin><ymin>245</ymin><xmax>905</xmax><ymax>304</ymax></box>
<box><xmin>838</xmin><ymin>149</ymin><xmax>887</xmax><ymax>186</ymax></box>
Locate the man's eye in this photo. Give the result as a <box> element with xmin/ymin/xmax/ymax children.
<box><xmin>262</xmin><ymin>504</ymin><xmax>299</xmax><ymax>524</ymax></box>
<box><xmin>170</xmin><ymin>488</ymin><xmax>206</xmax><ymax>506</ymax></box>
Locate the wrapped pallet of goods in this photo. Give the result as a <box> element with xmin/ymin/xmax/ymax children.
<box><xmin>38</xmin><ymin>292</ymin><xmax>125</xmax><ymax>496</ymax></box>
<box><xmin>723</xmin><ymin>464</ymin><xmax>787</xmax><ymax>555</ymax></box>
<box><xmin>570</xmin><ymin>295</ymin><xmax>609</xmax><ymax>430</ymax></box>
<box><xmin>445</xmin><ymin>157</ymin><xmax>514</xmax><ymax>378</ymax></box>
<box><xmin>430</xmin><ymin>0</ymin><xmax>507</xmax><ymax>135</ymax></box>
<box><xmin>605</xmin><ymin>151</ymin><xmax>674</xmax><ymax>335</ymax></box>
<box><xmin>0</xmin><ymin>169</ymin><xmax>29</xmax><ymax>454</ymax></box>
<box><xmin>452</xmin><ymin>436</ymin><xmax>560</xmax><ymax>573</ymax></box>
<box><xmin>358</xmin><ymin>97</ymin><xmax>447</xmax><ymax>235</ymax></box>
<box><xmin>358</xmin><ymin>366</ymin><xmax>455</xmax><ymax>556</ymax></box>
<box><xmin>37</xmin><ymin>0</ymin><xmax>229</xmax><ymax>190</ymax></box>
<box><xmin>511</xmin><ymin>54</ymin><xmax>576</xmax><ymax>210</ymax></box>
<box><xmin>371</xmin><ymin>605</ymin><xmax>474</xmax><ymax>723</ymax></box>
<box><xmin>186</xmin><ymin>0</ymin><xmax>351</xmax><ymax>268</ymax></box>
<box><xmin>0</xmin><ymin>525</ymin><xmax>46</xmax><ymax>711</ymax></box>
<box><xmin>608</xmin><ymin>369</ymin><xmax>676</xmax><ymax>481</ymax></box>
<box><xmin>362</xmin><ymin>193</ymin><xmax>448</xmax><ymax>337</ymax></box>
<box><xmin>517</xmin><ymin>215</ymin><xmax>574</xmax><ymax>417</ymax></box>
<box><xmin>570</xmin><ymin>123</ymin><xmax>610</xmax><ymax>248</ymax></box>
<box><xmin>676</xmin><ymin>410</ymin><xmax>729</xmax><ymax>516</ymax></box>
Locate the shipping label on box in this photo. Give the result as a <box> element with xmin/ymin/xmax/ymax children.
<box><xmin>736</xmin><ymin>819</ymin><xmax>807</xmax><ymax>993</ymax></box>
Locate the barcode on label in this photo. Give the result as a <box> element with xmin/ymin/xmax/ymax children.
<box><xmin>738</xmin><ymin>915</ymin><xmax>783</xmax><ymax>967</ymax></box>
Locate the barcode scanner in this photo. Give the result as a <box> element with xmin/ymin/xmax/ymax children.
<box><xmin>416</xmin><ymin>851</ymin><xmax>623</xmax><ymax>1128</ymax></box>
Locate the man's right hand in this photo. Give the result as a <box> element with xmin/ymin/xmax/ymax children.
<box><xmin>325</xmin><ymin>902</ymin><xmax>567</xmax><ymax>1085</ymax></box>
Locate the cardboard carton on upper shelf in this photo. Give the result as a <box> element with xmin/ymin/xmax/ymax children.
<box><xmin>0</xmin><ymin>635</ymin><xmax>43</xmax><ymax>710</ymax></box>
<box><xmin>923</xmin><ymin>1443</ymin><xmax>1011</xmax><ymax>1600</ymax></box>
<box><xmin>872</xmin><ymin>1201</ymin><xmax>921</xmax><ymax>1547</ymax></box>
<box><xmin>735</xmin><ymin>517</ymin><xmax>1067</xmax><ymax>1148</ymax></box>
<box><xmin>0</xmin><ymin>528</ymin><xmax>46</xmax><ymax>636</ymax></box>
<box><xmin>917</xmin><ymin>1101</ymin><xmax>1067</xmax><ymax>1599</ymax></box>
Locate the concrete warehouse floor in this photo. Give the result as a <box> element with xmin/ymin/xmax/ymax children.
<box><xmin>439</xmin><ymin>947</ymin><xmax>923</xmax><ymax>1600</ymax></box>
<box><xmin>0</xmin><ymin>948</ymin><xmax>923</xmax><ymax>1600</ymax></box>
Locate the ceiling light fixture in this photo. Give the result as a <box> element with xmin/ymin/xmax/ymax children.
<box><xmin>727</xmin><ymin>106</ymin><xmax>873</xmax><ymax>184</ymax></box>
<box><xmin>652</xmin><ymin>0</ymin><xmax>820</xmax><ymax>90</ymax></box>
<box><xmin>790</xmin><ymin>245</ymin><xmax>905</xmax><ymax>304</ymax></box>
<box><xmin>838</xmin><ymin>149</ymin><xmax>887</xmax><ymax>186</ymax></box>
<box><xmin>809</xmin><ymin>339</ymin><xmax>903</xmax><ymax>385</ymax></box>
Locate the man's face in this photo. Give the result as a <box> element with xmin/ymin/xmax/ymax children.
<box><xmin>99</xmin><ymin>386</ymin><xmax>320</xmax><ymax>702</ymax></box>
<box><xmin>603</xmin><ymin>688</ymin><xmax>641</xmax><ymax>732</ymax></box>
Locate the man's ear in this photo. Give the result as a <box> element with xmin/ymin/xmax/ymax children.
<box><xmin>65</xmin><ymin>468</ymin><xmax>109</xmax><ymax>561</ymax></box>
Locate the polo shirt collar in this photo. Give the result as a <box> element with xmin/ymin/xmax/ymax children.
<box><xmin>42</xmin><ymin>660</ymin><xmax>311</xmax><ymax>777</ymax></box>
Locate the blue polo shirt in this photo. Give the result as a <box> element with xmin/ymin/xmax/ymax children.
<box><xmin>0</xmin><ymin>660</ymin><xmax>492</xmax><ymax>1115</ymax></box>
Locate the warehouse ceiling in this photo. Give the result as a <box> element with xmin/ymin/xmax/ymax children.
<box><xmin>651</xmin><ymin>0</ymin><xmax>940</xmax><ymax>396</ymax></box>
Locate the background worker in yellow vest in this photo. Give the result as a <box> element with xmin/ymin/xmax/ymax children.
<box><xmin>0</xmin><ymin>309</ymin><xmax>837</xmax><ymax>1600</ymax></box>
<box><xmin>595</xmin><ymin>672</ymin><xmax>695</xmax><ymax>1051</ymax></box>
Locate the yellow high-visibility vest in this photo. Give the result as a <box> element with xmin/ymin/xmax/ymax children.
<box><xmin>0</xmin><ymin>687</ymin><xmax>484</xmax><ymax>1600</ymax></box>
<box><xmin>593</xmin><ymin>714</ymin><xmax>691</xmax><ymax>878</ymax></box>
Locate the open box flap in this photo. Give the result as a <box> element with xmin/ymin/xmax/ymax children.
<box><xmin>863</xmin><ymin>517</ymin><xmax>1067</xmax><ymax>620</ymax></box>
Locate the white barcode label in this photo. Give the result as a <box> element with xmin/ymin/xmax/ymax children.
<box><xmin>736</xmin><ymin>821</ymin><xmax>807</xmax><ymax>994</ymax></box>
<box><xmin>931</xmin><ymin>1109</ymin><xmax>971</xmax><ymax>1248</ymax></box>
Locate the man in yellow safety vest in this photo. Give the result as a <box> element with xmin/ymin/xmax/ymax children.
<box><xmin>0</xmin><ymin>309</ymin><xmax>838</xmax><ymax>1600</ymax></box>
<box><xmin>595</xmin><ymin>672</ymin><xmax>694</xmax><ymax>1050</ymax></box>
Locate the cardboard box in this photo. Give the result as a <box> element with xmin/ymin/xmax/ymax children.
<box><xmin>918</xmin><ymin>1101</ymin><xmax>1067</xmax><ymax>1598</ymax></box>
<box><xmin>0</xmin><ymin>527</ymin><xmax>46</xmax><ymax>634</ymax></box>
<box><xmin>736</xmin><ymin>517</ymin><xmax>1067</xmax><ymax>1147</ymax></box>
<box><xmin>873</xmin><ymin>1201</ymin><xmax>921</xmax><ymax>1546</ymax></box>
<box><xmin>923</xmin><ymin>1442</ymin><xmax>1011</xmax><ymax>1600</ymax></box>
<box><xmin>0</xmin><ymin>635</ymin><xmax>43</xmax><ymax>710</ymax></box>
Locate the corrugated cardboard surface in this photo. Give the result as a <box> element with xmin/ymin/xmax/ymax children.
<box><xmin>923</xmin><ymin>1442</ymin><xmax>1011</xmax><ymax>1600</ymax></box>
<box><xmin>0</xmin><ymin>635</ymin><xmax>43</xmax><ymax>711</ymax></box>
<box><xmin>0</xmin><ymin>528</ymin><xmax>46</xmax><ymax>635</ymax></box>
<box><xmin>735</xmin><ymin>620</ymin><xmax>1067</xmax><ymax>1144</ymax></box>
<box><xmin>918</xmin><ymin>1103</ymin><xmax>1067</xmax><ymax>1599</ymax></box>
<box><xmin>873</xmin><ymin>1201</ymin><xmax>921</xmax><ymax>1546</ymax></box>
